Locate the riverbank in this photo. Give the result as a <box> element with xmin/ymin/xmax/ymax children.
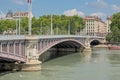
<box><xmin>93</xmin><ymin>44</ymin><xmax>108</xmax><ymax>48</ymax></box>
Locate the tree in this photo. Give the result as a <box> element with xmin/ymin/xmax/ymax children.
<box><xmin>106</xmin><ymin>12</ymin><xmax>120</xmax><ymax>42</ymax></box>
<box><xmin>0</xmin><ymin>15</ymin><xmax>85</xmax><ymax>35</ymax></box>
<box><xmin>0</xmin><ymin>19</ymin><xmax>15</xmax><ymax>34</ymax></box>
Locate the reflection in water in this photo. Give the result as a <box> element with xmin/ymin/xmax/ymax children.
<box><xmin>1</xmin><ymin>48</ymin><xmax>120</xmax><ymax>80</ymax></box>
<box><xmin>81</xmin><ymin>51</ymin><xmax>92</xmax><ymax>62</ymax></box>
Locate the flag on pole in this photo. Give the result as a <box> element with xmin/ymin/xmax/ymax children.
<box><xmin>27</xmin><ymin>0</ymin><xmax>31</xmax><ymax>4</ymax></box>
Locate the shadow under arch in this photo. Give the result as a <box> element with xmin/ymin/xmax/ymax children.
<box><xmin>38</xmin><ymin>39</ymin><xmax>86</xmax><ymax>56</ymax></box>
<box><xmin>90</xmin><ymin>39</ymin><xmax>101</xmax><ymax>46</ymax></box>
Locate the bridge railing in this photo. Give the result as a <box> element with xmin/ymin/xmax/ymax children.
<box><xmin>38</xmin><ymin>35</ymin><xmax>105</xmax><ymax>39</ymax></box>
<box><xmin>0</xmin><ymin>52</ymin><xmax>26</xmax><ymax>62</ymax></box>
<box><xmin>0</xmin><ymin>35</ymin><xmax>25</xmax><ymax>40</ymax></box>
<box><xmin>0</xmin><ymin>35</ymin><xmax>105</xmax><ymax>40</ymax></box>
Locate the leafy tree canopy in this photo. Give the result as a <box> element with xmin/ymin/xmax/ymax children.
<box><xmin>0</xmin><ymin>15</ymin><xmax>85</xmax><ymax>35</ymax></box>
<box><xmin>106</xmin><ymin>12</ymin><xmax>120</xmax><ymax>42</ymax></box>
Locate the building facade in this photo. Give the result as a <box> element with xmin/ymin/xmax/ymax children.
<box><xmin>84</xmin><ymin>16</ymin><xmax>107</xmax><ymax>37</ymax></box>
<box><xmin>13</xmin><ymin>12</ymin><xmax>33</xmax><ymax>20</ymax></box>
<box><xmin>106</xmin><ymin>16</ymin><xmax>112</xmax><ymax>34</ymax></box>
<box><xmin>6</xmin><ymin>10</ymin><xmax>33</xmax><ymax>20</ymax></box>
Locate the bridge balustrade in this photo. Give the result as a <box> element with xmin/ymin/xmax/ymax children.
<box><xmin>0</xmin><ymin>35</ymin><xmax>26</xmax><ymax>62</ymax></box>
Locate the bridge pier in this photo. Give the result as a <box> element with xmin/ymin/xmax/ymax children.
<box><xmin>83</xmin><ymin>47</ymin><xmax>92</xmax><ymax>52</ymax></box>
<box><xmin>22</xmin><ymin>36</ymin><xmax>41</xmax><ymax>71</ymax></box>
<box><xmin>83</xmin><ymin>36</ymin><xmax>92</xmax><ymax>52</ymax></box>
<box><xmin>22</xmin><ymin>60</ymin><xmax>41</xmax><ymax>71</ymax></box>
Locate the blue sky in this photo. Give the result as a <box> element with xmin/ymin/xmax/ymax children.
<box><xmin>0</xmin><ymin>0</ymin><xmax>120</xmax><ymax>20</ymax></box>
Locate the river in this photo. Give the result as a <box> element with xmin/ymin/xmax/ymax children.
<box><xmin>0</xmin><ymin>48</ymin><xmax>120</xmax><ymax>80</ymax></box>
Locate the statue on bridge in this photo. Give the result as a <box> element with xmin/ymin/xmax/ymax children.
<box><xmin>85</xmin><ymin>36</ymin><xmax>90</xmax><ymax>47</ymax></box>
<box><xmin>22</xmin><ymin>39</ymin><xmax>41</xmax><ymax>71</ymax></box>
<box><xmin>83</xmin><ymin>36</ymin><xmax>91</xmax><ymax>52</ymax></box>
<box><xmin>28</xmin><ymin>44</ymin><xmax>39</xmax><ymax>61</ymax></box>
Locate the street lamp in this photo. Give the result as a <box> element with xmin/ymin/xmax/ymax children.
<box><xmin>27</xmin><ymin>0</ymin><xmax>32</xmax><ymax>35</ymax></box>
<box><xmin>57</xmin><ymin>24</ymin><xmax>59</xmax><ymax>35</ymax></box>
<box><xmin>50</xmin><ymin>15</ymin><xmax>53</xmax><ymax>35</ymax></box>
<box><xmin>40</xmin><ymin>22</ymin><xmax>42</xmax><ymax>35</ymax></box>
<box><xmin>18</xmin><ymin>11</ymin><xmax>21</xmax><ymax>35</ymax></box>
<box><xmin>16</xmin><ymin>19</ymin><xmax>18</xmax><ymax>35</ymax></box>
<box><xmin>68</xmin><ymin>20</ymin><xmax>70</xmax><ymax>35</ymax></box>
<box><xmin>79</xmin><ymin>24</ymin><xmax>81</xmax><ymax>35</ymax></box>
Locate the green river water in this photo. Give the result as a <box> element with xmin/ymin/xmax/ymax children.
<box><xmin>0</xmin><ymin>48</ymin><xmax>120</xmax><ymax>80</ymax></box>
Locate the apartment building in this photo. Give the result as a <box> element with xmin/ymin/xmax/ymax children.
<box><xmin>6</xmin><ymin>10</ymin><xmax>33</xmax><ymax>20</ymax></box>
<box><xmin>84</xmin><ymin>16</ymin><xmax>107</xmax><ymax>37</ymax></box>
<box><xmin>106</xmin><ymin>16</ymin><xmax>112</xmax><ymax>33</ymax></box>
<box><xmin>13</xmin><ymin>12</ymin><xmax>33</xmax><ymax>20</ymax></box>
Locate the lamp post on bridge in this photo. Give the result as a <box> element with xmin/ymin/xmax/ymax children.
<box><xmin>68</xmin><ymin>20</ymin><xmax>70</xmax><ymax>35</ymax></box>
<box><xmin>50</xmin><ymin>15</ymin><xmax>53</xmax><ymax>35</ymax></box>
<box><xmin>56</xmin><ymin>24</ymin><xmax>59</xmax><ymax>35</ymax></box>
<box><xmin>40</xmin><ymin>22</ymin><xmax>42</xmax><ymax>35</ymax></box>
<box><xmin>79</xmin><ymin>24</ymin><xmax>81</xmax><ymax>35</ymax></box>
<box><xmin>18</xmin><ymin>9</ymin><xmax>21</xmax><ymax>35</ymax></box>
<box><xmin>15</xmin><ymin>19</ymin><xmax>18</xmax><ymax>35</ymax></box>
<box><xmin>27</xmin><ymin>0</ymin><xmax>32</xmax><ymax>35</ymax></box>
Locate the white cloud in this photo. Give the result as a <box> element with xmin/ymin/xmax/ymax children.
<box><xmin>96</xmin><ymin>0</ymin><xmax>108</xmax><ymax>8</ymax></box>
<box><xmin>86</xmin><ymin>0</ymin><xmax>120</xmax><ymax>12</ymax></box>
<box><xmin>112</xmin><ymin>5</ymin><xmax>120</xmax><ymax>11</ymax></box>
<box><xmin>90</xmin><ymin>12</ymin><xmax>106</xmax><ymax>17</ymax></box>
<box><xmin>85</xmin><ymin>0</ymin><xmax>108</xmax><ymax>9</ymax></box>
<box><xmin>12</xmin><ymin>0</ymin><xmax>25</xmax><ymax>5</ymax></box>
<box><xmin>63</xmin><ymin>9</ymin><xmax>84</xmax><ymax>17</ymax></box>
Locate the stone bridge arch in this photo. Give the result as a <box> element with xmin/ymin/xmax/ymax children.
<box><xmin>37</xmin><ymin>39</ymin><xmax>87</xmax><ymax>56</ymax></box>
<box><xmin>90</xmin><ymin>38</ymin><xmax>106</xmax><ymax>46</ymax></box>
<box><xmin>24</xmin><ymin>36</ymin><xmax>105</xmax><ymax>71</ymax></box>
<box><xmin>90</xmin><ymin>39</ymin><xmax>101</xmax><ymax>46</ymax></box>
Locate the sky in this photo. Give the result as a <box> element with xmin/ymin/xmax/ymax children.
<box><xmin>0</xmin><ymin>0</ymin><xmax>120</xmax><ymax>21</ymax></box>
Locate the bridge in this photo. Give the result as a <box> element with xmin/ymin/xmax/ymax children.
<box><xmin>0</xmin><ymin>35</ymin><xmax>105</xmax><ymax>71</ymax></box>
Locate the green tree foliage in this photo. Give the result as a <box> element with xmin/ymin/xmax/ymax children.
<box><xmin>0</xmin><ymin>15</ymin><xmax>85</xmax><ymax>35</ymax></box>
<box><xmin>106</xmin><ymin>12</ymin><xmax>120</xmax><ymax>42</ymax></box>
<box><xmin>38</xmin><ymin>15</ymin><xmax>85</xmax><ymax>35</ymax></box>
<box><xmin>0</xmin><ymin>19</ymin><xmax>15</xmax><ymax>34</ymax></box>
<box><xmin>20</xmin><ymin>17</ymin><xmax>28</xmax><ymax>34</ymax></box>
